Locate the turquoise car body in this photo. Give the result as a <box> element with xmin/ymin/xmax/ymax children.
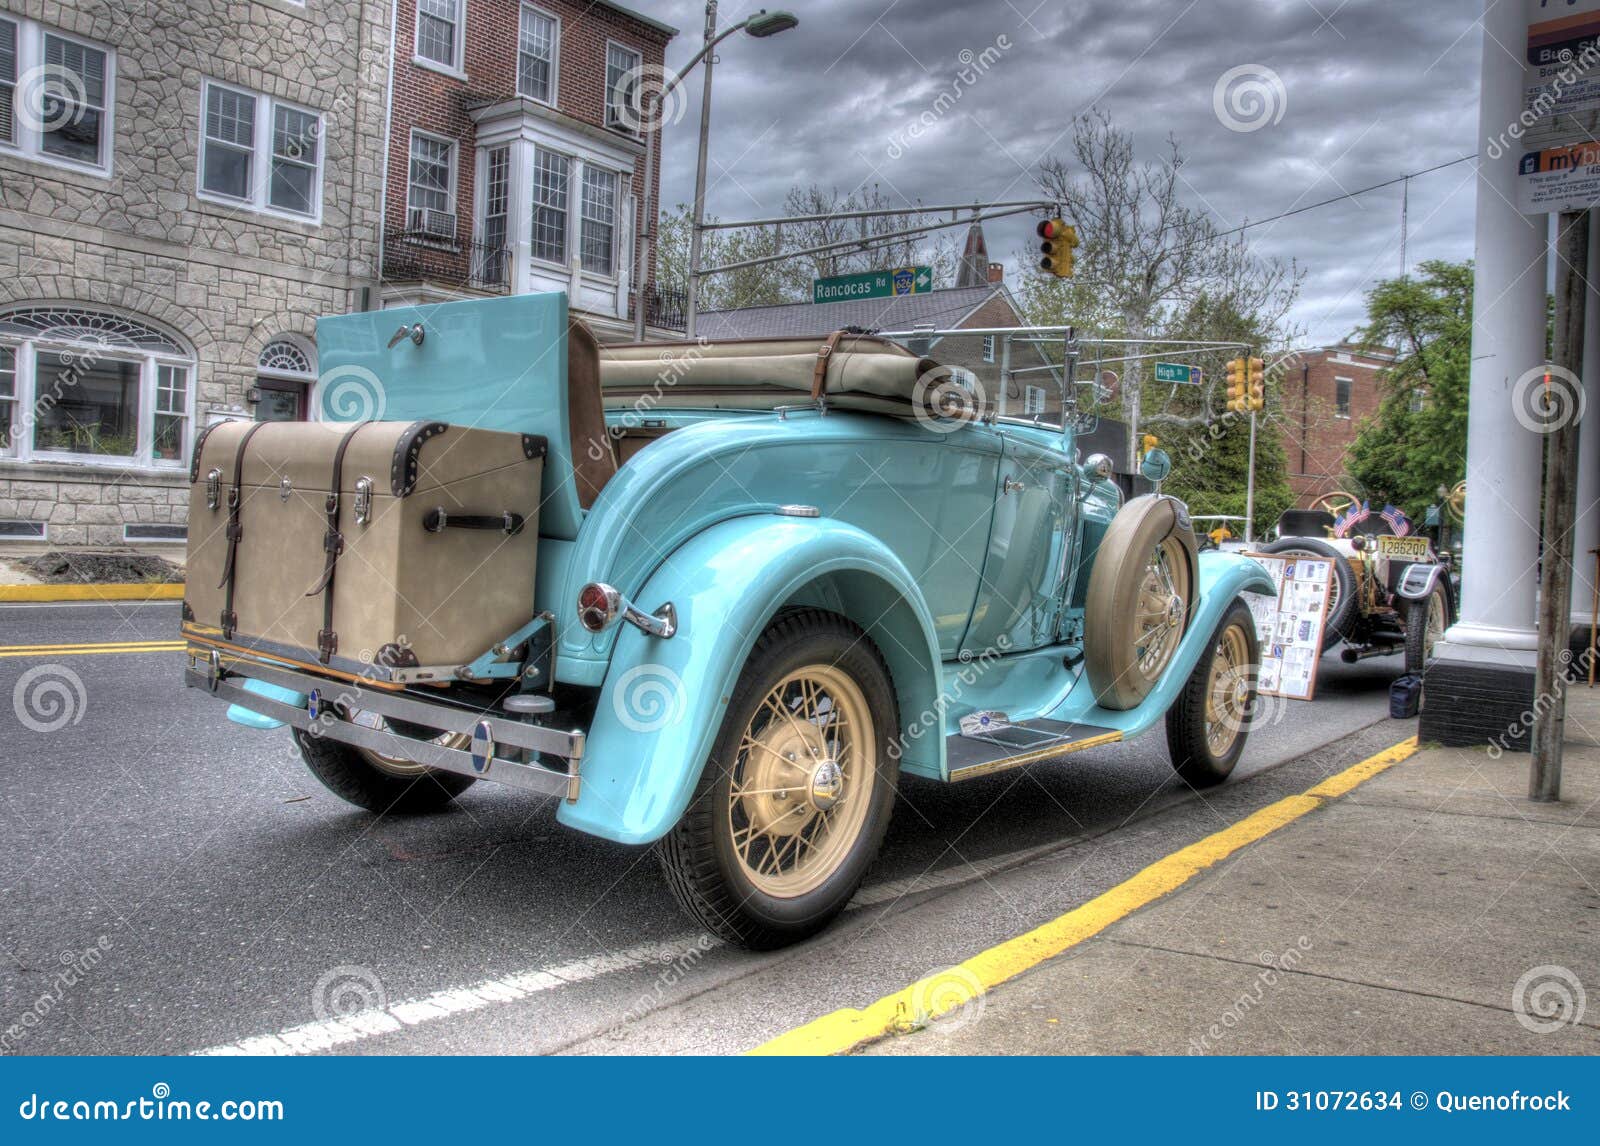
<box><xmin>312</xmin><ymin>293</ymin><xmax>1274</xmax><ymax>846</ymax></box>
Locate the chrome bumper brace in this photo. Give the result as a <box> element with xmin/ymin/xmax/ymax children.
<box><xmin>184</xmin><ymin>650</ymin><xmax>584</xmax><ymax>801</ymax></box>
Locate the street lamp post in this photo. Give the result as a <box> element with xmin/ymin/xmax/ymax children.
<box><xmin>631</xmin><ymin>4</ymin><xmax>798</xmax><ymax>342</ymax></box>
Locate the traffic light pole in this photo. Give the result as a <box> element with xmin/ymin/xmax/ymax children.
<box><xmin>1245</xmin><ymin>410</ymin><xmax>1258</xmax><ymax>544</ymax></box>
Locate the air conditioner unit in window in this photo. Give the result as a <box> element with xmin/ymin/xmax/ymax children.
<box><xmin>407</xmin><ymin>208</ymin><xmax>457</xmax><ymax>239</ymax></box>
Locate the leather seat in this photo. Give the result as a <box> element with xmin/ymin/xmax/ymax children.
<box><xmin>566</xmin><ymin>318</ymin><xmax>616</xmax><ymax>508</ymax></box>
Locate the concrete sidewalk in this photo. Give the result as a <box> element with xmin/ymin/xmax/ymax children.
<box><xmin>863</xmin><ymin>739</ymin><xmax>1600</xmax><ymax>1055</ymax></box>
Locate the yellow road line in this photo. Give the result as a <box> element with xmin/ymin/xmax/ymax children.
<box><xmin>750</xmin><ymin>735</ymin><xmax>1421</xmax><ymax>1056</ymax></box>
<box><xmin>0</xmin><ymin>641</ymin><xmax>185</xmax><ymax>658</ymax></box>
<box><xmin>0</xmin><ymin>583</ymin><xmax>185</xmax><ymax>602</ymax></box>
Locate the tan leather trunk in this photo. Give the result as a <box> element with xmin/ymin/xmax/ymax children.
<box><xmin>183</xmin><ymin>419</ymin><xmax>544</xmax><ymax>676</ymax></box>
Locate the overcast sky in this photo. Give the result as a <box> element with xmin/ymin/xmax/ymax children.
<box><xmin>643</xmin><ymin>0</ymin><xmax>1485</xmax><ymax>346</ymax></box>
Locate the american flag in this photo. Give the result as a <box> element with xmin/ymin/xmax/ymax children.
<box><xmin>1333</xmin><ymin>501</ymin><xmax>1373</xmax><ymax>537</ymax></box>
<box><xmin>1379</xmin><ymin>505</ymin><xmax>1413</xmax><ymax>536</ymax></box>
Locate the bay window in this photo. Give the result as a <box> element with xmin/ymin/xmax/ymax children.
<box><xmin>531</xmin><ymin>147</ymin><xmax>569</xmax><ymax>265</ymax></box>
<box><xmin>580</xmin><ymin>166</ymin><xmax>618</xmax><ymax>275</ymax></box>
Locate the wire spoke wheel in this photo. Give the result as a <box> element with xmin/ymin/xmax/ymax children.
<box><xmin>1203</xmin><ymin>624</ymin><xmax>1252</xmax><ymax>756</ymax></box>
<box><xmin>726</xmin><ymin>664</ymin><xmax>874</xmax><ymax>899</ymax></box>
<box><xmin>1133</xmin><ymin>537</ymin><xmax>1191</xmax><ymax>680</ymax></box>
<box><xmin>350</xmin><ymin>710</ymin><xmax>469</xmax><ymax>776</ymax></box>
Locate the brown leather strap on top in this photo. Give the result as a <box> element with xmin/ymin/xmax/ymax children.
<box><xmin>218</xmin><ymin>420</ymin><xmax>269</xmax><ymax>639</ymax></box>
<box><xmin>306</xmin><ymin>421</ymin><xmax>372</xmax><ymax>663</ymax></box>
<box><xmin>811</xmin><ymin>329</ymin><xmax>851</xmax><ymax>399</ymax></box>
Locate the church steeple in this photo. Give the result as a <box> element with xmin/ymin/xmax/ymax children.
<box><xmin>955</xmin><ymin>220</ymin><xmax>989</xmax><ymax>288</ymax></box>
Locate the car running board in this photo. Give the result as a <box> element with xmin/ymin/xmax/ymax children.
<box><xmin>946</xmin><ymin>715</ymin><xmax>1123</xmax><ymax>782</ymax></box>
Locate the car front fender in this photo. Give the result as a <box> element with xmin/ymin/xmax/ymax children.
<box><xmin>557</xmin><ymin>515</ymin><xmax>943</xmax><ymax>845</ymax></box>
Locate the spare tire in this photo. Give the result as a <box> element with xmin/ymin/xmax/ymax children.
<box><xmin>1084</xmin><ymin>495</ymin><xmax>1199</xmax><ymax>710</ymax></box>
<box><xmin>1258</xmin><ymin>536</ymin><xmax>1357</xmax><ymax>645</ymax></box>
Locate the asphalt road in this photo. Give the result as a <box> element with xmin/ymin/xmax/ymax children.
<box><xmin>0</xmin><ymin>600</ymin><xmax>1410</xmax><ymax>1056</ymax></box>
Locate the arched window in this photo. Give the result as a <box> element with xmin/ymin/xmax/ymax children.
<box><xmin>0</xmin><ymin>305</ymin><xmax>195</xmax><ymax>466</ymax></box>
<box><xmin>253</xmin><ymin>335</ymin><xmax>316</xmax><ymax>422</ymax></box>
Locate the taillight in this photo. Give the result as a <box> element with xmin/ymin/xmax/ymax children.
<box><xmin>578</xmin><ymin>583</ymin><xmax>621</xmax><ymax>632</ymax></box>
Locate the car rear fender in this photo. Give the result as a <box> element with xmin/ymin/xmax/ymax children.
<box><xmin>557</xmin><ymin>514</ymin><xmax>942</xmax><ymax>845</ymax></box>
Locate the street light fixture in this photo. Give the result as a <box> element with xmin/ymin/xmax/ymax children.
<box><xmin>631</xmin><ymin>4</ymin><xmax>798</xmax><ymax>341</ymax></box>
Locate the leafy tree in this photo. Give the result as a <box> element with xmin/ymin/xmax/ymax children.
<box><xmin>1345</xmin><ymin>260</ymin><xmax>1472</xmax><ymax>520</ymax></box>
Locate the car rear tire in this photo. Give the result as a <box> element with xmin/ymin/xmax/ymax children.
<box><xmin>1404</xmin><ymin>580</ymin><xmax>1449</xmax><ymax>673</ymax></box>
<box><xmin>1164</xmin><ymin>598</ymin><xmax>1259</xmax><ymax>787</ymax></box>
<box><xmin>1084</xmin><ymin>495</ymin><xmax>1198</xmax><ymax>711</ymax></box>
<box><xmin>657</xmin><ymin>609</ymin><xmax>899</xmax><ymax>950</ymax></box>
<box><xmin>293</xmin><ymin>724</ymin><xmax>474</xmax><ymax>814</ymax></box>
<box><xmin>1259</xmin><ymin>536</ymin><xmax>1357</xmax><ymax>645</ymax></box>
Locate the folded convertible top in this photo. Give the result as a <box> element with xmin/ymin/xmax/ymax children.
<box><xmin>598</xmin><ymin>331</ymin><xmax>950</xmax><ymax>417</ymax></box>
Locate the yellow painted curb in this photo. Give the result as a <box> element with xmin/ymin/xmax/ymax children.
<box><xmin>750</xmin><ymin>735</ymin><xmax>1422</xmax><ymax>1056</ymax></box>
<box><xmin>0</xmin><ymin>583</ymin><xmax>185</xmax><ymax>602</ymax></box>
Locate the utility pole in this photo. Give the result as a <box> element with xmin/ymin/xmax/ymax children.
<box><xmin>684</xmin><ymin>1</ymin><xmax>718</xmax><ymax>340</ymax></box>
<box><xmin>1245</xmin><ymin>410</ymin><xmax>1258</xmax><ymax>544</ymax></box>
<box><xmin>1531</xmin><ymin>208</ymin><xmax>1589</xmax><ymax>802</ymax></box>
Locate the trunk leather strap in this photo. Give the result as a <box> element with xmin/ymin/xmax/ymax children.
<box><xmin>217</xmin><ymin>420</ymin><xmax>268</xmax><ymax>639</ymax></box>
<box><xmin>307</xmin><ymin>421</ymin><xmax>373</xmax><ymax>663</ymax></box>
<box><xmin>810</xmin><ymin>329</ymin><xmax>851</xmax><ymax>400</ymax></box>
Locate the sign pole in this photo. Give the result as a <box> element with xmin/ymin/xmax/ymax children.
<box><xmin>1244</xmin><ymin>409</ymin><xmax>1258</xmax><ymax>544</ymax></box>
<box><xmin>1531</xmin><ymin>209</ymin><xmax>1589</xmax><ymax>801</ymax></box>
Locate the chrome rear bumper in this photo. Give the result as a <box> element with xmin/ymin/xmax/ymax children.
<box><xmin>184</xmin><ymin>648</ymin><xmax>584</xmax><ymax>801</ymax></box>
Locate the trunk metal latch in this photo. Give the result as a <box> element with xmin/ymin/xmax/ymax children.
<box><xmin>205</xmin><ymin>468</ymin><xmax>222</xmax><ymax>510</ymax></box>
<box><xmin>353</xmin><ymin>476</ymin><xmax>373</xmax><ymax>525</ymax></box>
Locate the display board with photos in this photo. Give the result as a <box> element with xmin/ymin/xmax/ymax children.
<box><xmin>1242</xmin><ymin>552</ymin><xmax>1335</xmax><ymax>701</ymax></box>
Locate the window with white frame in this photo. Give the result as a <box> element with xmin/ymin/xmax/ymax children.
<box><xmin>199</xmin><ymin>81</ymin><xmax>323</xmax><ymax>219</ymax></box>
<box><xmin>407</xmin><ymin>132</ymin><xmax>456</xmax><ymax>238</ymax></box>
<box><xmin>531</xmin><ymin>147</ymin><xmax>569</xmax><ymax>265</ymax></box>
<box><xmin>0</xmin><ymin>17</ymin><xmax>113</xmax><ymax>172</ymax></box>
<box><xmin>580</xmin><ymin>166</ymin><xmax>618</xmax><ymax>275</ymax></box>
<box><xmin>477</xmin><ymin>145</ymin><xmax>511</xmax><ymax>286</ymax></box>
<box><xmin>416</xmin><ymin>0</ymin><xmax>464</xmax><ymax>71</ymax></box>
<box><xmin>982</xmin><ymin>334</ymin><xmax>996</xmax><ymax>363</ymax></box>
<box><xmin>518</xmin><ymin>6</ymin><xmax>558</xmax><ymax>103</ymax></box>
<box><xmin>1334</xmin><ymin>375</ymin><xmax>1352</xmax><ymax>418</ymax></box>
<box><xmin>0</xmin><ymin>307</ymin><xmax>194</xmax><ymax>467</ymax></box>
<box><xmin>605</xmin><ymin>42</ymin><xmax>641</xmax><ymax>131</ymax></box>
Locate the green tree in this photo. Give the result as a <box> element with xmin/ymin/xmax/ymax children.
<box><xmin>1345</xmin><ymin>260</ymin><xmax>1472</xmax><ymax>520</ymax></box>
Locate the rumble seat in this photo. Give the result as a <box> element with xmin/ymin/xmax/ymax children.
<box><xmin>568</xmin><ymin>318</ymin><xmax>616</xmax><ymax>508</ymax></box>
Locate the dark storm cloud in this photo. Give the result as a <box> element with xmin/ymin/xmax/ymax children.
<box><xmin>644</xmin><ymin>0</ymin><xmax>1483</xmax><ymax>343</ymax></box>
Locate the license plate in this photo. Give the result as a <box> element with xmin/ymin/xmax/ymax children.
<box><xmin>1376</xmin><ymin>535</ymin><xmax>1429</xmax><ymax>559</ymax></box>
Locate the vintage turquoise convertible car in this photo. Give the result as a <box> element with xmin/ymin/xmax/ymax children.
<box><xmin>182</xmin><ymin>293</ymin><xmax>1273</xmax><ymax>949</ymax></box>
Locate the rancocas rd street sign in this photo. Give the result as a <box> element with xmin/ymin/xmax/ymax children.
<box><xmin>813</xmin><ymin>266</ymin><xmax>933</xmax><ymax>304</ymax></box>
<box><xmin>1154</xmin><ymin>361</ymin><xmax>1201</xmax><ymax>385</ymax></box>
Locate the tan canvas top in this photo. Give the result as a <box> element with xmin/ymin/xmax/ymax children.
<box><xmin>598</xmin><ymin>332</ymin><xmax>953</xmax><ymax>416</ymax></box>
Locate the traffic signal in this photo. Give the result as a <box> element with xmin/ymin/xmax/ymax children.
<box><xmin>1246</xmin><ymin>356</ymin><xmax>1265</xmax><ymax>411</ymax></box>
<box><xmin>1037</xmin><ymin>218</ymin><xmax>1078</xmax><ymax>278</ymax></box>
<box><xmin>1224</xmin><ymin>357</ymin><xmax>1247</xmax><ymax>412</ymax></box>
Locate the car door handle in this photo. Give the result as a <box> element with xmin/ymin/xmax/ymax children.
<box><xmin>1003</xmin><ymin>475</ymin><xmax>1027</xmax><ymax>495</ymax></box>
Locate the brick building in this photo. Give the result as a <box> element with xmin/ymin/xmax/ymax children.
<box><xmin>0</xmin><ymin>0</ymin><xmax>389</xmax><ymax>547</ymax></box>
<box><xmin>1278</xmin><ymin>343</ymin><xmax>1396</xmax><ymax>507</ymax></box>
<box><xmin>380</xmin><ymin>0</ymin><xmax>676</xmax><ymax>341</ymax></box>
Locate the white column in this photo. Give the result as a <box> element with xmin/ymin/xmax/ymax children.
<box><xmin>1434</xmin><ymin>0</ymin><xmax>1548</xmax><ymax>667</ymax></box>
<box><xmin>1574</xmin><ymin>206</ymin><xmax>1600</xmax><ymax>631</ymax></box>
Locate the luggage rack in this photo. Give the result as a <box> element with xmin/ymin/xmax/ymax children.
<box><xmin>185</xmin><ymin>645</ymin><xmax>584</xmax><ymax>801</ymax></box>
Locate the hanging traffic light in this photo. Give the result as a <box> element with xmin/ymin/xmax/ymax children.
<box><xmin>1246</xmin><ymin>356</ymin><xmax>1265</xmax><ymax>411</ymax></box>
<box><xmin>1037</xmin><ymin>218</ymin><xmax>1078</xmax><ymax>278</ymax></box>
<box><xmin>1224</xmin><ymin>357</ymin><xmax>1247</xmax><ymax>412</ymax></box>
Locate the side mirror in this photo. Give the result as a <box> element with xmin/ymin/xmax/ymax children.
<box><xmin>1140</xmin><ymin>447</ymin><xmax>1172</xmax><ymax>484</ymax></box>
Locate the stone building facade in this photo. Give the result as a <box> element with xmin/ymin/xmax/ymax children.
<box><xmin>0</xmin><ymin>0</ymin><xmax>390</xmax><ymax>547</ymax></box>
<box><xmin>1277</xmin><ymin>344</ymin><xmax>1395</xmax><ymax>508</ymax></box>
<box><xmin>379</xmin><ymin>0</ymin><xmax>676</xmax><ymax>341</ymax></box>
